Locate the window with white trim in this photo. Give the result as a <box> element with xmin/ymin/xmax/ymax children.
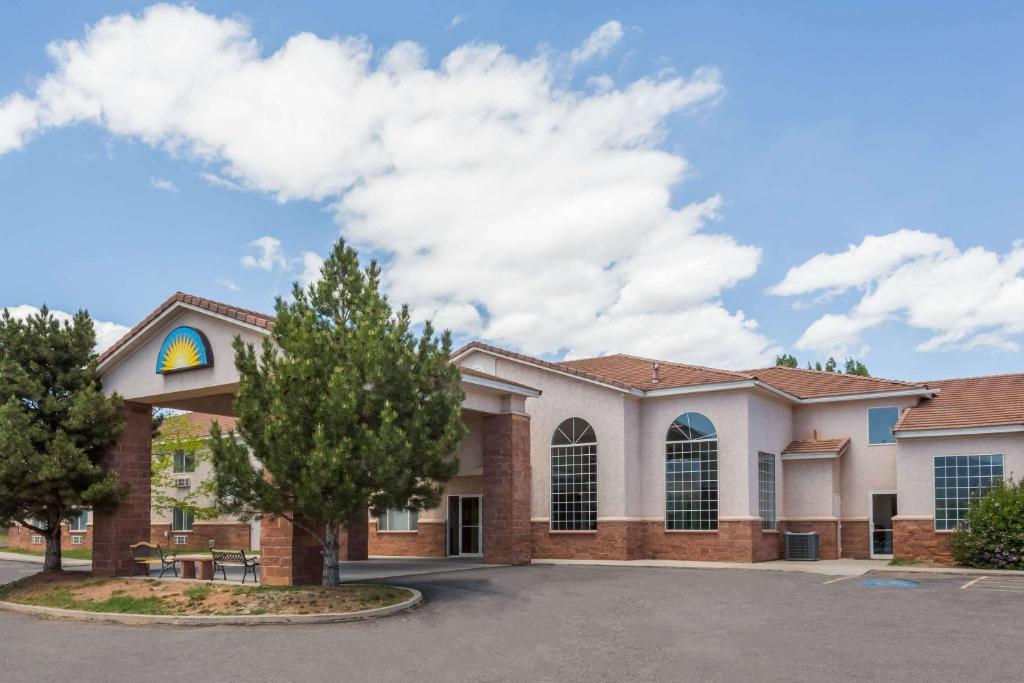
<box><xmin>172</xmin><ymin>449</ymin><xmax>196</xmax><ymax>474</ymax></box>
<box><xmin>867</xmin><ymin>406</ymin><xmax>900</xmax><ymax>445</ymax></box>
<box><xmin>550</xmin><ymin>417</ymin><xmax>598</xmax><ymax>531</ymax></box>
<box><xmin>172</xmin><ymin>507</ymin><xmax>194</xmax><ymax>532</ymax></box>
<box><xmin>666</xmin><ymin>412</ymin><xmax>719</xmax><ymax>531</ymax></box>
<box><xmin>757</xmin><ymin>452</ymin><xmax>776</xmax><ymax>530</ymax></box>
<box><xmin>377</xmin><ymin>508</ymin><xmax>419</xmax><ymax>531</ymax></box>
<box><xmin>68</xmin><ymin>510</ymin><xmax>88</xmax><ymax>532</ymax></box>
<box><xmin>934</xmin><ymin>454</ymin><xmax>1004</xmax><ymax>530</ymax></box>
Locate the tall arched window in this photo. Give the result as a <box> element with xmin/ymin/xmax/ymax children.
<box><xmin>665</xmin><ymin>412</ymin><xmax>718</xmax><ymax>531</ymax></box>
<box><xmin>550</xmin><ymin>417</ymin><xmax>597</xmax><ymax>531</ymax></box>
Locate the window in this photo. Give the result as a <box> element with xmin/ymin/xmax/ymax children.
<box><xmin>173</xmin><ymin>449</ymin><xmax>196</xmax><ymax>474</ymax></box>
<box><xmin>757</xmin><ymin>452</ymin><xmax>776</xmax><ymax>530</ymax></box>
<box><xmin>172</xmin><ymin>507</ymin><xmax>194</xmax><ymax>532</ymax></box>
<box><xmin>377</xmin><ymin>508</ymin><xmax>419</xmax><ymax>531</ymax></box>
<box><xmin>68</xmin><ymin>511</ymin><xmax>88</xmax><ymax>532</ymax></box>
<box><xmin>550</xmin><ymin>417</ymin><xmax>598</xmax><ymax>531</ymax></box>
<box><xmin>867</xmin><ymin>406</ymin><xmax>900</xmax><ymax>445</ymax></box>
<box><xmin>666</xmin><ymin>412</ymin><xmax>719</xmax><ymax>531</ymax></box>
<box><xmin>934</xmin><ymin>454</ymin><xmax>1004</xmax><ymax>530</ymax></box>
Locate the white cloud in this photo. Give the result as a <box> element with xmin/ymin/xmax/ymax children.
<box><xmin>216</xmin><ymin>276</ymin><xmax>239</xmax><ymax>291</ymax></box>
<box><xmin>448</xmin><ymin>14</ymin><xmax>465</xmax><ymax>29</ymax></box>
<box><xmin>0</xmin><ymin>5</ymin><xmax>777</xmax><ymax>368</ymax></box>
<box><xmin>773</xmin><ymin>232</ymin><xmax>1024</xmax><ymax>357</ymax></box>
<box><xmin>770</xmin><ymin>229</ymin><xmax>955</xmax><ymax>298</ymax></box>
<box><xmin>570</xmin><ymin>20</ymin><xmax>624</xmax><ymax>66</ymax></box>
<box><xmin>200</xmin><ymin>171</ymin><xmax>244</xmax><ymax>191</ymax></box>
<box><xmin>298</xmin><ymin>251</ymin><xmax>324</xmax><ymax>286</ymax></box>
<box><xmin>149</xmin><ymin>176</ymin><xmax>178</xmax><ymax>193</ymax></box>
<box><xmin>241</xmin><ymin>236</ymin><xmax>287</xmax><ymax>271</ymax></box>
<box><xmin>0</xmin><ymin>93</ymin><xmax>40</xmax><ymax>153</ymax></box>
<box><xmin>2</xmin><ymin>304</ymin><xmax>129</xmax><ymax>353</ymax></box>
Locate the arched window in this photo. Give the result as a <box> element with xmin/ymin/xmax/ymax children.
<box><xmin>665</xmin><ymin>412</ymin><xmax>718</xmax><ymax>531</ymax></box>
<box><xmin>550</xmin><ymin>417</ymin><xmax>597</xmax><ymax>531</ymax></box>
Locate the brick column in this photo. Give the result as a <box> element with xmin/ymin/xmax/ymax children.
<box><xmin>338</xmin><ymin>509</ymin><xmax>369</xmax><ymax>561</ymax></box>
<box><xmin>92</xmin><ymin>401</ymin><xmax>152</xmax><ymax>578</ymax></box>
<box><xmin>482</xmin><ymin>412</ymin><xmax>532</xmax><ymax>565</ymax></box>
<box><xmin>259</xmin><ymin>514</ymin><xmax>324</xmax><ymax>585</ymax></box>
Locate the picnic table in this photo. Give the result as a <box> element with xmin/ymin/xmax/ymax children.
<box><xmin>175</xmin><ymin>553</ymin><xmax>216</xmax><ymax>580</ymax></box>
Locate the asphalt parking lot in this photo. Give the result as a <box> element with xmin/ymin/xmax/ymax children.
<box><xmin>1</xmin><ymin>559</ymin><xmax>1021</xmax><ymax>682</ymax></box>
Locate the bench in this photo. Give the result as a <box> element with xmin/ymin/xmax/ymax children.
<box><xmin>128</xmin><ymin>542</ymin><xmax>179</xmax><ymax>578</ymax></box>
<box><xmin>211</xmin><ymin>549</ymin><xmax>260</xmax><ymax>583</ymax></box>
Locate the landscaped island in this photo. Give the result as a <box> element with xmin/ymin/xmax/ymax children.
<box><xmin>0</xmin><ymin>573</ymin><xmax>413</xmax><ymax>617</ymax></box>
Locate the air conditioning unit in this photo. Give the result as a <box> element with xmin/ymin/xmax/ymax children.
<box><xmin>173</xmin><ymin>535</ymin><xmax>189</xmax><ymax>545</ymax></box>
<box><xmin>71</xmin><ymin>535</ymin><xmax>84</xmax><ymax>545</ymax></box>
<box><xmin>784</xmin><ymin>531</ymin><xmax>820</xmax><ymax>561</ymax></box>
<box><xmin>175</xmin><ymin>477</ymin><xmax>191</xmax><ymax>489</ymax></box>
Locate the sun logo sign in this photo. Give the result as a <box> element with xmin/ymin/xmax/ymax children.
<box><xmin>155</xmin><ymin>326</ymin><xmax>213</xmax><ymax>374</ymax></box>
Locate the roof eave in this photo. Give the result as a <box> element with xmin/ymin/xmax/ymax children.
<box><xmin>895</xmin><ymin>424</ymin><xmax>1024</xmax><ymax>439</ymax></box>
<box><xmin>798</xmin><ymin>387</ymin><xmax>935</xmax><ymax>404</ymax></box>
<box><xmin>97</xmin><ymin>299</ymin><xmax>272</xmax><ymax>376</ymax></box>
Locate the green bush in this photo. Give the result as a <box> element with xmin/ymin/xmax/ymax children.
<box><xmin>948</xmin><ymin>478</ymin><xmax>1024</xmax><ymax>569</ymax></box>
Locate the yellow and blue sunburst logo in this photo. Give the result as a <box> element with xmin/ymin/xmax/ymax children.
<box><xmin>156</xmin><ymin>326</ymin><xmax>213</xmax><ymax>374</ymax></box>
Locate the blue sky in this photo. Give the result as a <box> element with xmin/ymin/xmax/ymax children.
<box><xmin>1</xmin><ymin>1</ymin><xmax>1022</xmax><ymax>380</ymax></box>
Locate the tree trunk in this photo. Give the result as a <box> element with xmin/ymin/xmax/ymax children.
<box><xmin>322</xmin><ymin>520</ymin><xmax>341</xmax><ymax>587</ymax></box>
<box><xmin>43</xmin><ymin>530</ymin><xmax>62</xmax><ymax>573</ymax></box>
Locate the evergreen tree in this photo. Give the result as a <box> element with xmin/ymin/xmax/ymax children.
<box><xmin>774</xmin><ymin>353</ymin><xmax>798</xmax><ymax>368</ymax></box>
<box><xmin>0</xmin><ymin>307</ymin><xmax>126</xmax><ymax>572</ymax></box>
<box><xmin>843</xmin><ymin>356</ymin><xmax>870</xmax><ymax>376</ymax></box>
<box><xmin>209</xmin><ymin>240</ymin><xmax>466</xmax><ymax>586</ymax></box>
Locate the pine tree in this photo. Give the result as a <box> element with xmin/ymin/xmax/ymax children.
<box><xmin>209</xmin><ymin>240</ymin><xmax>466</xmax><ymax>586</ymax></box>
<box><xmin>0</xmin><ymin>307</ymin><xmax>126</xmax><ymax>572</ymax></box>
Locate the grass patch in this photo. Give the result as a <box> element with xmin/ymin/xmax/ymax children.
<box><xmin>0</xmin><ymin>573</ymin><xmax>412</xmax><ymax>617</ymax></box>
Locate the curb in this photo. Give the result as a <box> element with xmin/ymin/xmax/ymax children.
<box><xmin>868</xmin><ymin>565</ymin><xmax>1024</xmax><ymax>577</ymax></box>
<box><xmin>0</xmin><ymin>587</ymin><xmax>422</xmax><ymax>626</ymax></box>
<box><xmin>0</xmin><ymin>552</ymin><xmax>91</xmax><ymax>567</ymax></box>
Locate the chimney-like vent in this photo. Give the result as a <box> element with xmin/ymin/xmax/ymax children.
<box><xmin>652</xmin><ymin>362</ymin><xmax>661</xmax><ymax>384</ymax></box>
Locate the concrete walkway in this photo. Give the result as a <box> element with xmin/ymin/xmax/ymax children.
<box><xmin>0</xmin><ymin>551</ymin><xmax>91</xmax><ymax>567</ymax></box>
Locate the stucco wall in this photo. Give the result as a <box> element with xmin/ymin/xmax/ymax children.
<box><xmin>896</xmin><ymin>433</ymin><xmax>1024</xmax><ymax>517</ymax></box>
<box><xmin>460</xmin><ymin>351</ymin><xmax>630</xmax><ymax>520</ymax></box>
<box><xmin>792</xmin><ymin>398</ymin><xmax>918</xmax><ymax>518</ymax></box>
<box><xmin>747</xmin><ymin>394</ymin><xmax>793</xmax><ymax>521</ymax></box>
<box><xmin>637</xmin><ymin>390</ymin><xmax>752</xmax><ymax>519</ymax></box>
<box><xmin>101</xmin><ymin>308</ymin><xmax>267</xmax><ymax>403</ymax></box>
<box><xmin>782</xmin><ymin>458</ymin><xmax>838</xmax><ymax>519</ymax></box>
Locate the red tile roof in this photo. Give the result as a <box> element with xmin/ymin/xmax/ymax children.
<box><xmin>743</xmin><ymin>366</ymin><xmax>923</xmax><ymax>399</ymax></box>
<box><xmin>559</xmin><ymin>354</ymin><xmax>749</xmax><ymax>392</ymax></box>
<box><xmin>98</xmin><ymin>292</ymin><xmax>275</xmax><ymax>365</ymax></box>
<box><xmin>158</xmin><ymin>411</ymin><xmax>238</xmax><ymax>439</ymax></box>
<box><xmin>782</xmin><ymin>437</ymin><xmax>851</xmax><ymax>455</ymax></box>
<box><xmin>895</xmin><ymin>373</ymin><xmax>1024</xmax><ymax>432</ymax></box>
<box><xmin>454</xmin><ymin>341</ymin><xmax>930</xmax><ymax>399</ymax></box>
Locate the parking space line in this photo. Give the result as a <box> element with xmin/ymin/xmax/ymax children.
<box><xmin>822</xmin><ymin>575</ymin><xmax>855</xmax><ymax>584</ymax></box>
<box><xmin>960</xmin><ymin>576</ymin><xmax>986</xmax><ymax>590</ymax></box>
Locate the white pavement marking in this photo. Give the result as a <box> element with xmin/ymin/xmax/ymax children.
<box><xmin>823</xmin><ymin>575</ymin><xmax>856</xmax><ymax>584</ymax></box>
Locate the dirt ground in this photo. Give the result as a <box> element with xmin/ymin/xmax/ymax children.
<box><xmin>0</xmin><ymin>572</ymin><xmax>411</xmax><ymax>616</ymax></box>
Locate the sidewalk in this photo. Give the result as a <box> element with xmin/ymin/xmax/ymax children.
<box><xmin>0</xmin><ymin>551</ymin><xmax>92</xmax><ymax>568</ymax></box>
<box><xmin>532</xmin><ymin>557</ymin><xmax>1024</xmax><ymax>577</ymax></box>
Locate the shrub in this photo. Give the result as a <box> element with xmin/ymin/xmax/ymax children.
<box><xmin>948</xmin><ymin>478</ymin><xmax>1024</xmax><ymax>569</ymax></box>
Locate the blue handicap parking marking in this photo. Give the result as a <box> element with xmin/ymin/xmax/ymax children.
<box><xmin>861</xmin><ymin>578</ymin><xmax>919</xmax><ymax>588</ymax></box>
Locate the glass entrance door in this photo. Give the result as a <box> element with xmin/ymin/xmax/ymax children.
<box><xmin>446</xmin><ymin>495</ymin><xmax>482</xmax><ymax>557</ymax></box>
<box><xmin>870</xmin><ymin>492</ymin><xmax>897</xmax><ymax>558</ymax></box>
